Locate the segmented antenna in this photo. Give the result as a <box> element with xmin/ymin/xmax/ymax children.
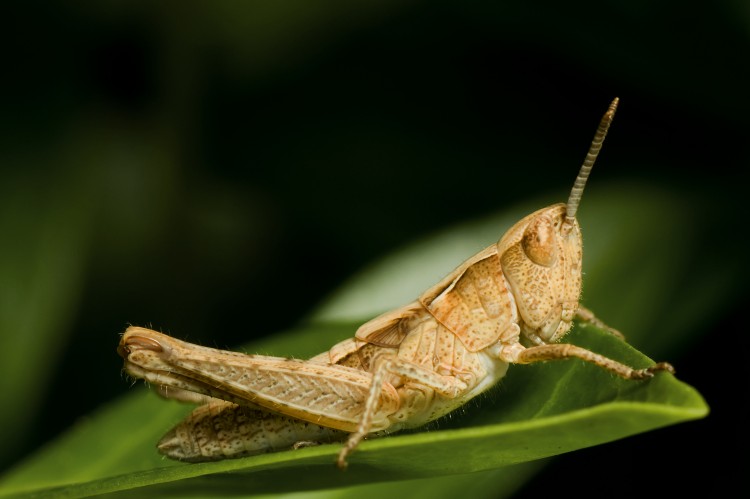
<box><xmin>565</xmin><ymin>97</ymin><xmax>619</xmax><ymax>223</ymax></box>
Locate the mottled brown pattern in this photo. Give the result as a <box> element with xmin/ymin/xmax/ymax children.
<box><xmin>118</xmin><ymin>98</ymin><xmax>673</xmax><ymax>468</ymax></box>
<box><xmin>158</xmin><ymin>400</ymin><xmax>346</xmax><ymax>461</ymax></box>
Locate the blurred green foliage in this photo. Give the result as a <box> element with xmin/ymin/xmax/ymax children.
<box><xmin>0</xmin><ymin>0</ymin><xmax>747</xmax><ymax>497</ymax></box>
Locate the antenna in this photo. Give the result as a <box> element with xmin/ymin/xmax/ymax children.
<box><xmin>565</xmin><ymin>97</ymin><xmax>619</xmax><ymax>223</ymax></box>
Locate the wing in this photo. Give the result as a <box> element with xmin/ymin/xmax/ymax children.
<box><xmin>354</xmin><ymin>301</ymin><xmax>425</xmax><ymax>347</ymax></box>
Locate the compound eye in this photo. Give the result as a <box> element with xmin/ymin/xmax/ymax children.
<box><xmin>522</xmin><ymin>215</ymin><xmax>558</xmax><ymax>267</ymax></box>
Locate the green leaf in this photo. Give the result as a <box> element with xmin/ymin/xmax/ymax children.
<box><xmin>0</xmin><ymin>322</ymin><xmax>706</xmax><ymax>499</ymax></box>
<box><xmin>0</xmin><ymin>184</ymin><xmax>715</xmax><ymax>498</ymax></box>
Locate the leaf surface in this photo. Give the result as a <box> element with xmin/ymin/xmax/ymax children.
<box><xmin>0</xmin><ymin>185</ymin><xmax>713</xmax><ymax>498</ymax></box>
<box><xmin>0</xmin><ymin>322</ymin><xmax>706</xmax><ymax>498</ymax></box>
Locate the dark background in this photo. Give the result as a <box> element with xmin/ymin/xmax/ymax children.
<box><xmin>1</xmin><ymin>1</ymin><xmax>747</xmax><ymax>496</ymax></box>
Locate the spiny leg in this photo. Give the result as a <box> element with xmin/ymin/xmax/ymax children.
<box><xmin>516</xmin><ymin>343</ymin><xmax>674</xmax><ymax>380</ymax></box>
<box><xmin>337</xmin><ymin>360</ymin><xmax>390</xmax><ymax>470</ymax></box>
<box><xmin>336</xmin><ymin>357</ymin><xmax>472</xmax><ymax>469</ymax></box>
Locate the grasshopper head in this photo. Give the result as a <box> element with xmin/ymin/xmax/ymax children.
<box><xmin>497</xmin><ymin>203</ymin><xmax>582</xmax><ymax>344</ymax></box>
<box><xmin>497</xmin><ymin>98</ymin><xmax>618</xmax><ymax>345</ymax></box>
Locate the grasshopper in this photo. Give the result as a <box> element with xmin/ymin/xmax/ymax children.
<box><xmin>118</xmin><ymin>97</ymin><xmax>674</xmax><ymax>469</ymax></box>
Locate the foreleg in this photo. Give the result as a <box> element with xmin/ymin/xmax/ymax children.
<box><xmin>507</xmin><ymin>342</ymin><xmax>674</xmax><ymax>380</ymax></box>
